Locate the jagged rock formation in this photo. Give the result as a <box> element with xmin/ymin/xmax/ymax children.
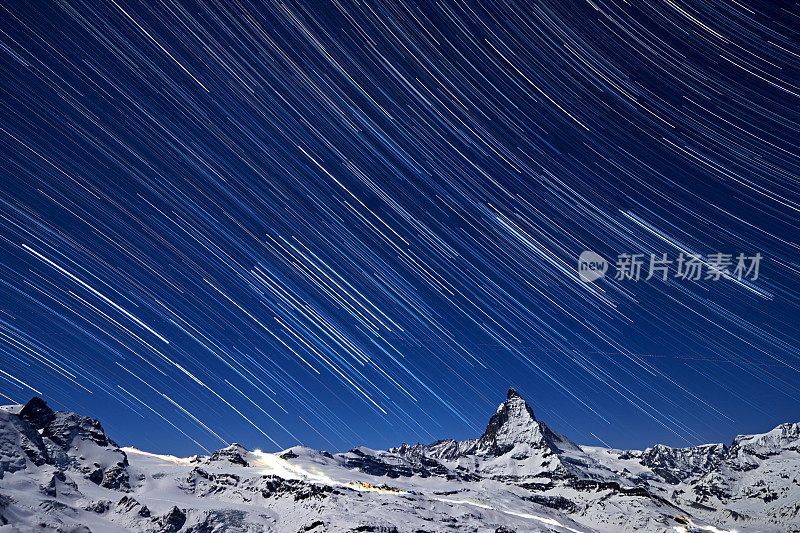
<box><xmin>205</xmin><ymin>444</ymin><xmax>251</xmax><ymax>467</ymax></box>
<box><xmin>0</xmin><ymin>397</ymin><xmax>130</xmax><ymax>492</ymax></box>
<box><xmin>472</xmin><ymin>387</ymin><xmax>580</xmax><ymax>456</ymax></box>
<box><xmin>0</xmin><ymin>392</ymin><xmax>797</xmax><ymax>532</ymax></box>
<box><xmin>639</xmin><ymin>443</ymin><xmax>726</xmax><ymax>484</ymax></box>
<box><xmin>388</xmin><ymin>388</ymin><xmax>610</xmax><ymax>482</ymax></box>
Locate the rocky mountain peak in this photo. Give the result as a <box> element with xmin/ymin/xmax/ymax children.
<box><xmin>474</xmin><ymin>388</ymin><xmax>577</xmax><ymax>456</ymax></box>
<box><xmin>481</xmin><ymin>388</ymin><xmax>537</xmax><ymax>435</ymax></box>
<box><xmin>207</xmin><ymin>443</ymin><xmax>250</xmax><ymax>466</ymax></box>
<box><xmin>506</xmin><ymin>387</ymin><xmax>523</xmax><ymax>401</ymax></box>
<box><xmin>18</xmin><ymin>397</ymin><xmax>55</xmax><ymax>429</ymax></box>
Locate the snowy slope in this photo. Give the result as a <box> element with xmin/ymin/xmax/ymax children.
<box><xmin>0</xmin><ymin>391</ymin><xmax>797</xmax><ymax>532</ymax></box>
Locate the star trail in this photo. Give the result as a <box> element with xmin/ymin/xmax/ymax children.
<box><xmin>0</xmin><ymin>0</ymin><xmax>798</xmax><ymax>455</ymax></box>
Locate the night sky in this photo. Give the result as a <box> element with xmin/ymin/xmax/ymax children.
<box><xmin>0</xmin><ymin>0</ymin><xmax>798</xmax><ymax>456</ymax></box>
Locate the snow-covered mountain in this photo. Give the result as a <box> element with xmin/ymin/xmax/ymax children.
<box><xmin>0</xmin><ymin>390</ymin><xmax>797</xmax><ymax>532</ymax></box>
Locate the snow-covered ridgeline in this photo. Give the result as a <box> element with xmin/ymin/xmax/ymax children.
<box><xmin>0</xmin><ymin>390</ymin><xmax>797</xmax><ymax>532</ymax></box>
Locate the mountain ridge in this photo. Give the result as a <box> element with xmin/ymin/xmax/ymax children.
<box><xmin>0</xmin><ymin>390</ymin><xmax>797</xmax><ymax>532</ymax></box>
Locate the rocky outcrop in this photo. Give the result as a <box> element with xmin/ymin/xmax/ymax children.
<box><xmin>17</xmin><ymin>397</ymin><xmax>56</xmax><ymax>428</ymax></box>
<box><xmin>207</xmin><ymin>443</ymin><xmax>250</xmax><ymax>467</ymax></box>
<box><xmin>1</xmin><ymin>397</ymin><xmax>131</xmax><ymax>492</ymax></box>
<box><xmin>727</xmin><ymin>422</ymin><xmax>800</xmax><ymax>461</ymax></box>
<box><xmin>0</xmin><ymin>409</ymin><xmax>48</xmax><ymax>476</ymax></box>
<box><xmin>157</xmin><ymin>506</ymin><xmax>187</xmax><ymax>532</ymax></box>
<box><xmin>639</xmin><ymin>443</ymin><xmax>726</xmax><ymax>484</ymax></box>
<box><xmin>116</xmin><ymin>495</ymin><xmax>151</xmax><ymax>517</ymax></box>
<box><xmin>343</xmin><ymin>446</ymin><xmax>464</xmax><ymax>479</ymax></box>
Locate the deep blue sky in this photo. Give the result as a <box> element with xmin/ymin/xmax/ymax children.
<box><xmin>0</xmin><ymin>0</ymin><xmax>798</xmax><ymax>456</ymax></box>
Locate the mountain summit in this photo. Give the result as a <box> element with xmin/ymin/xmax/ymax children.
<box><xmin>473</xmin><ymin>387</ymin><xmax>580</xmax><ymax>457</ymax></box>
<box><xmin>506</xmin><ymin>386</ymin><xmax>525</xmax><ymax>401</ymax></box>
<box><xmin>384</xmin><ymin>388</ymin><xmax>589</xmax><ymax>482</ymax></box>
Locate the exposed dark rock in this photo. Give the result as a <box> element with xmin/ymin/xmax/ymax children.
<box><xmin>84</xmin><ymin>500</ymin><xmax>111</xmax><ymax>513</ymax></box>
<box><xmin>184</xmin><ymin>510</ymin><xmax>249</xmax><ymax>533</ymax></box>
<box><xmin>519</xmin><ymin>481</ymin><xmax>556</xmax><ymax>492</ymax></box>
<box><xmin>1</xmin><ymin>392</ymin><xmax>798</xmax><ymax>533</ymax></box>
<box><xmin>344</xmin><ymin>447</ymin><xmax>475</xmax><ymax>481</ymax></box>
<box><xmin>182</xmin><ymin>466</ymin><xmax>243</xmax><ymax>498</ymax></box>
<box><xmin>1</xmin><ymin>410</ymin><xmax>49</xmax><ymax>471</ymax></box>
<box><xmin>88</xmin><ymin>467</ymin><xmax>103</xmax><ymax>484</ymax></box>
<box><xmin>344</xmin><ymin>448</ymin><xmax>414</xmax><ymax>478</ymax></box>
<box><xmin>158</xmin><ymin>506</ymin><xmax>187</xmax><ymax>532</ymax></box>
<box><xmin>389</xmin><ymin>387</ymin><xmax>581</xmax><ymax>482</ymax></box>
<box><xmin>101</xmin><ymin>462</ymin><xmax>131</xmax><ymax>491</ymax></box>
<box><xmin>42</xmin><ymin>410</ymin><xmax>119</xmax><ymax>450</ymax></box>
<box><xmin>640</xmin><ymin>443</ymin><xmax>725</xmax><ymax>484</ymax></box>
<box><xmin>116</xmin><ymin>495</ymin><xmax>150</xmax><ymax>517</ymax></box>
<box><xmin>208</xmin><ymin>444</ymin><xmax>249</xmax><ymax>466</ymax></box>
<box><xmin>40</xmin><ymin>470</ymin><xmax>78</xmax><ymax>497</ymax></box>
<box><xmin>721</xmin><ymin>509</ymin><xmax>749</xmax><ymax>522</ymax></box>
<box><xmin>17</xmin><ymin>397</ymin><xmax>55</xmax><ymax>429</ymax></box>
<box><xmin>474</xmin><ymin>388</ymin><xmax>546</xmax><ymax>456</ymax></box>
<box><xmin>524</xmin><ymin>494</ymin><xmax>577</xmax><ymax>513</ymax></box>
<box><xmin>259</xmin><ymin>475</ymin><xmax>336</xmax><ymax>501</ymax></box>
<box><xmin>566</xmin><ymin>478</ymin><xmax>651</xmax><ymax>498</ymax></box>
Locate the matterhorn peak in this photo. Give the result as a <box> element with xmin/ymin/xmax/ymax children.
<box><xmin>504</xmin><ymin>387</ymin><xmax>534</xmax><ymax>415</ymax></box>
<box><xmin>501</xmin><ymin>387</ymin><xmax>537</xmax><ymax>419</ymax></box>
<box><xmin>473</xmin><ymin>388</ymin><xmax>578</xmax><ymax>457</ymax></box>
<box><xmin>506</xmin><ymin>387</ymin><xmax>523</xmax><ymax>400</ymax></box>
<box><xmin>476</xmin><ymin>388</ymin><xmax>539</xmax><ymax>453</ymax></box>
